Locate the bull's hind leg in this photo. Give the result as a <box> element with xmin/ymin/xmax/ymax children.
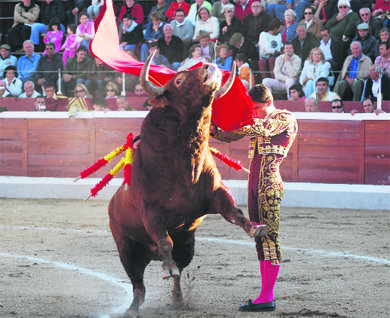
<box><xmin>210</xmin><ymin>186</ymin><xmax>268</xmax><ymax>238</ymax></box>
<box><xmin>110</xmin><ymin>226</ymin><xmax>151</xmax><ymax>318</ymax></box>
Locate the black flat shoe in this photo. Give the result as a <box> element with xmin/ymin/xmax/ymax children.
<box><xmin>239</xmin><ymin>300</ymin><xmax>276</xmax><ymax>312</ymax></box>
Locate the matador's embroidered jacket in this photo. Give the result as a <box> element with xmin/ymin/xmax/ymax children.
<box><xmin>212</xmin><ymin>109</ymin><xmax>298</xmax><ymax>262</ymax></box>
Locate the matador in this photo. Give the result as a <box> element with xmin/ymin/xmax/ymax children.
<box><xmin>211</xmin><ymin>84</ymin><xmax>298</xmax><ymax>312</ymax></box>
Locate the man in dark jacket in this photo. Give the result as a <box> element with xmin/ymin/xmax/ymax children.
<box><xmin>241</xmin><ymin>1</ymin><xmax>271</xmax><ymax>46</ymax></box>
<box><xmin>33</xmin><ymin>42</ymin><xmax>63</xmax><ymax>92</ymax></box>
<box><xmin>30</xmin><ymin>0</ymin><xmax>66</xmax><ymax>47</ymax></box>
<box><xmin>158</xmin><ymin>24</ymin><xmax>184</xmax><ymax>70</ymax></box>
<box><xmin>292</xmin><ymin>25</ymin><xmax>319</xmax><ymax>62</ymax></box>
<box><xmin>363</xmin><ymin>64</ymin><xmax>390</xmax><ymax>101</ymax></box>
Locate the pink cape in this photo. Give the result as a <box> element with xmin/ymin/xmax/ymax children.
<box><xmin>90</xmin><ymin>0</ymin><xmax>254</xmax><ymax>131</ymax></box>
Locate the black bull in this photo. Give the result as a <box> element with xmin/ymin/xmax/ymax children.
<box><xmin>108</xmin><ymin>54</ymin><xmax>267</xmax><ymax>317</ymax></box>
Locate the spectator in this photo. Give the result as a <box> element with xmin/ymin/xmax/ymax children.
<box><xmin>281</xmin><ymin>9</ymin><xmax>298</xmax><ymax>43</ymax></box>
<box><xmin>299</xmin><ymin>47</ymin><xmax>331</xmax><ymax>97</ymax></box>
<box><xmin>292</xmin><ymin>24</ymin><xmax>319</xmax><ymax>63</ymax></box>
<box><xmin>0</xmin><ymin>44</ymin><xmax>18</xmax><ymax>78</ymax></box>
<box><xmin>218</xmin><ymin>4</ymin><xmax>241</xmax><ymax>45</ymax></box>
<box><xmin>274</xmin><ymin>0</ymin><xmax>311</xmax><ymax>22</ymax></box>
<box><xmin>158</xmin><ymin>24</ymin><xmax>184</xmax><ymax>70</ymax></box>
<box><xmin>62</xmin><ymin>45</ymin><xmax>91</xmax><ymax>96</ymax></box>
<box><xmin>331</xmin><ymin>98</ymin><xmax>344</xmax><ymax>112</ymax></box>
<box><xmin>43</xmin><ymin>18</ymin><xmax>63</xmax><ymax>54</ymax></box>
<box><xmin>112</xmin><ymin>71</ymin><xmax>139</xmax><ymax>96</ymax></box>
<box><xmin>375</xmin><ymin>28</ymin><xmax>390</xmax><ymax>57</ymax></box>
<box><xmin>61</xmin><ymin>24</ymin><xmax>79</xmax><ymax>67</ymax></box>
<box><xmin>235</xmin><ymin>53</ymin><xmax>255</xmax><ymax>88</ymax></box>
<box><xmin>304</xmin><ymin>97</ymin><xmax>319</xmax><ymax>112</ymax></box>
<box><xmin>7</xmin><ymin>0</ymin><xmax>40</xmax><ymax>52</ymax></box>
<box><xmin>148</xmin><ymin>42</ymin><xmax>171</xmax><ymax>68</ymax></box>
<box><xmin>3</xmin><ymin>66</ymin><xmax>23</xmax><ymax>97</ymax></box>
<box><xmin>230</xmin><ymin>31</ymin><xmax>259</xmax><ymax>73</ymax></box>
<box><xmin>362</xmin><ymin>64</ymin><xmax>390</xmax><ymax>101</ymax></box>
<box><xmin>178</xmin><ymin>44</ymin><xmax>208</xmax><ymax>71</ymax></box>
<box><xmin>313</xmin><ymin>0</ymin><xmax>337</xmax><ymax>23</ymax></box>
<box><xmin>119</xmin><ymin>13</ymin><xmax>145</xmax><ymax>53</ymax></box>
<box><xmin>118</xmin><ymin>0</ymin><xmax>144</xmax><ymax>25</ymax></box>
<box><xmin>67</xmin><ymin>0</ymin><xmax>89</xmax><ymax>25</ymax></box>
<box><xmin>86</xmin><ymin>58</ymin><xmax>114</xmax><ymax>98</ymax></box>
<box><xmin>87</xmin><ymin>0</ymin><xmax>103</xmax><ymax>21</ymax></box>
<box><xmin>76</xmin><ymin>11</ymin><xmax>95</xmax><ymax>51</ymax></box>
<box><xmin>91</xmin><ymin>98</ymin><xmax>107</xmax><ymax>112</ymax></box>
<box><xmin>350</xmin><ymin>97</ymin><xmax>386</xmax><ymax>115</ymax></box>
<box><xmin>44</xmin><ymin>82</ymin><xmax>57</xmax><ymax>98</ymax></box>
<box><xmin>212</xmin><ymin>44</ymin><xmax>233</xmax><ymax>71</ymax></box>
<box><xmin>310</xmin><ymin>76</ymin><xmax>340</xmax><ymax>101</ymax></box>
<box><xmin>19</xmin><ymin>80</ymin><xmax>41</xmax><ymax>98</ymax></box>
<box><xmin>258</xmin><ymin>19</ymin><xmax>284</xmax><ymax>79</ymax></box>
<box><xmin>262</xmin><ymin>42</ymin><xmax>301</xmax><ymax>97</ymax></box>
<box><xmin>143</xmin><ymin>12</ymin><xmax>166</xmax><ymax>61</ymax></box>
<box><xmin>349</xmin><ymin>23</ymin><xmax>377</xmax><ymax>62</ymax></box>
<box><xmin>299</xmin><ymin>5</ymin><xmax>323</xmax><ymax>39</ymax></box>
<box><xmin>30</xmin><ymin>0</ymin><xmax>66</xmax><ymax>48</ymax></box>
<box><xmin>187</xmin><ymin>0</ymin><xmax>213</xmax><ymax>26</ymax></box>
<box><xmin>193</xmin><ymin>7</ymin><xmax>219</xmax><ymax>42</ymax></box>
<box><xmin>199</xmin><ymin>32</ymin><xmax>215</xmax><ymax>62</ymax></box>
<box><xmin>116</xmin><ymin>95</ymin><xmax>134</xmax><ymax>111</ymax></box>
<box><xmin>74</xmin><ymin>83</ymin><xmax>92</xmax><ymax>98</ymax></box>
<box><xmin>212</xmin><ymin>0</ymin><xmax>231</xmax><ymax>24</ymax></box>
<box><xmin>234</xmin><ymin>0</ymin><xmax>254</xmax><ymax>22</ymax></box>
<box><xmin>355</xmin><ymin>7</ymin><xmax>382</xmax><ymax>39</ymax></box>
<box><xmin>325</xmin><ymin>0</ymin><xmax>359</xmax><ymax>43</ymax></box>
<box><xmin>170</xmin><ymin>9</ymin><xmax>194</xmax><ymax>55</ymax></box>
<box><xmin>241</xmin><ymin>1</ymin><xmax>271</xmax><ymax>47</ymax></box>
<box><xmin>334</xmin><ymin>41</ymin><xmax>372</xmax><ymax>101</ymax></box>
<box><xmin>33</xmin><ymin>42</ymin><xmax>63</xmax><ymax>92</ymax></box>
<box><xmin>134</xmin><ymin>82</ymin><xmax>145</xmax><ymax>95</ymax></box>
<box><xmin>375</xmin><ymin>41</ymin><xmax>390</xmax><ymax>77</ymax></box>
<box><xmin>319</xmin><ymin>28</ymin><xmax>345</xmax><ymax>73</ymax></box>
<box><xmin>105</xmin><ymin>81</ymin><xmax>119</xmax><ymax>99</ymax></box>
<box><xmin>34</xmin><ymin>95</ymin><xmax>46</xmax><ymax>112</ymax></box>
<box><xmin>288</xmin><ymin>83</ymin><xmax>305</xmax><ymax>101</ymax></box>
<box><xmin>17</xmin><ymin>40</ymin><xmax>41</xmax><ymax>83</ymax></box>
<box><xmin>166</xmin><ymin>0</ymin><xmax>190</xmax><ymax>22</ymax></box>
<box><xmin>148</xmin><ymin>0</ymin><xmax>170</xmax><ymax>23</ymax></box>
<box><xmin>0</xmin><ymin>80</ymin><xmax>6</xmax><ymax>97</ymax></box>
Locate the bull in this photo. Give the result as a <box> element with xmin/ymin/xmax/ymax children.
<box><xmin>108</xmin><ymin>53</ymin><xmax>268</xmax><ymax>317</ymax></box>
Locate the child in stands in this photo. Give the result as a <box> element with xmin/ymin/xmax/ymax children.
<box><xmin>61</xmin><ymin>24</ymin><xmax>79</xmax><ymax>67</ymax></box>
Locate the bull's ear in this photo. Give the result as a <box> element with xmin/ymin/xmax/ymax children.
<box><xmin>149</xmin><ymin>96</ymin><xmax>168</xmax><ymax>108</ymax></box>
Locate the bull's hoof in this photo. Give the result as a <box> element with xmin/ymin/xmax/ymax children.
<box><xmin>249</xmin><ymin>224</ymin><xmax>269</xmax><ymax>238</ymax></box>
<box><xmin>162</xmin><ymin>265</ymin><xmax>180</xmax><ymax>279</ymax></box>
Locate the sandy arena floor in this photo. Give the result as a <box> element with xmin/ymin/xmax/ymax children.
<box><xmin>0</xmin><ymin>198</ymin><xmax>389</xmax><ymax>318</ymax></box>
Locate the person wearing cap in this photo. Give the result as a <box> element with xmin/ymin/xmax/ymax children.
<box><xmin>354</xmin><ymin>7</ymin><xmax>382</xmax><ymax>39</ymax></box>
<box><xmin>7</xmin><ymin>0</ymin><xmax>40</xmax><ymax>51</ymax></box>
<box><xmin>210</xmin><ymin>84</ymin><xmax>298</xmax><ymax>313</ymax></box>
<box><xmin>0</xmin><ymin>44</ymin><xmax>17</xmax><ymax>79</ymax></box>
<box><xmin>348</xmin><ymin>23</ymin><xmax>377</xmax><ymax>62</ymax></box>
<box><xmin>325</xmin><ymin>0</ymin><xmax>359</xmax><ymax>44</ymax></box>
<box><xmin>334</xmin><ymin>41</ymin><xmax>372</xmax><ymax>101</ymax></box>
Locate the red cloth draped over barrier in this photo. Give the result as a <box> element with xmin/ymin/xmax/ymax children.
<box><xmin>91</xmin><ymin>0</ymin><xmax>254</xmax><ymax>131</ymax></box>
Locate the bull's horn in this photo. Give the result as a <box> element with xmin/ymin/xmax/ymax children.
<box><xmin>140</xmin><ymin>50</ymin><xmax>165</xmax><ymax>96</ymax></box>
<box><xmin>214</xmin><ymin>61</ymin><xmax>236</xmax><ymax>99</ymax></box>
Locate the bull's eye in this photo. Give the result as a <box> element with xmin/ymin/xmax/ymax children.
<box><xmin>176</xmin><ymin>78</ymin><xmax>182</xmax><ymax>85</ymax></box>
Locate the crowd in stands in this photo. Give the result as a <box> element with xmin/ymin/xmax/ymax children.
<box><xmin>0</xmin><ymin>0</ymin><xmax>389</xmax><ymax>114</ymax></box>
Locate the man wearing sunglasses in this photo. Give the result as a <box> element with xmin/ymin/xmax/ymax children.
<box><xmin>298</xmin><ymin>5</ymin><xmax>323</xmax><ymax>39</ymax></box>
<box><xmin>325</xmin><ymin>0</ymin><xmax>359</xmax><ymax>43</ymax></box>
<box><xmin>354</xmin><ymin>7</ymin><xmax>381</xmax><ymax>39</ymax></box>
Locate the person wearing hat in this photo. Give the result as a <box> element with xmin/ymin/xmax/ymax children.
<box><xmin>348</xmin><ymin>22</ymin><xmax>377</xmax><ymax>62</ymax></box>
<box><xmin>0</xmin><ymin>44</ymin><xmax>17</xmax><ymax>79</ymax></box>
<box><xmin>325</xmin><ymin>0</ymin><xmax>359</xmax><ymax>44</ymax></box>
<box><xmin>354</xmin><ymin>7</ymin><xmax>382</xmax><ymax>39</ymax></box>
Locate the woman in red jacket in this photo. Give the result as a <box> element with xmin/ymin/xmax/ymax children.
<box><xmin>118</xmin><ymin>0</ymin><xmax>144</xmax><ymax>25</ymax></box>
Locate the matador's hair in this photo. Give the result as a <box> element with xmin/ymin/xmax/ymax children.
<box><xmin>249</xmin><ymin>84</ymin><xmax>273</xmax><ymax>103</ymax></box>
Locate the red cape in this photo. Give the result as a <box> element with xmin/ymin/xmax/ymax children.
<box><xmin>91</xmin><ymin>0</ymin><xmax>254</xmax><ymax>131</ymax></box>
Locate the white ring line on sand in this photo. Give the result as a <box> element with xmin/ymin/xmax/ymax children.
<box><xmin>2</xmin><ymin>225</ymin><xmax>389</xmax><ymax>265</ymax></box>
<box><xmin>0</xmin><ymin>252</ymin><xmax>132</xmax><ymax>316</ymax></box>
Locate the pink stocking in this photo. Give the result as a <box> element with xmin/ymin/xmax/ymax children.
<box><xmin>252</xmin><ymin>260</ymin><xmax>280</xmax><ymax>304</ymax></box>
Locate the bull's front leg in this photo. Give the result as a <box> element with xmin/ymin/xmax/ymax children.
<box><xmin>143</xmin><ymin>208</ymin><xmax>180</xmax><ymax>279</ymax></box>
<box><xmin>209</xmin><ymin>186</ymin><xmax>269</xmax><ymax>238</ymax></box>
